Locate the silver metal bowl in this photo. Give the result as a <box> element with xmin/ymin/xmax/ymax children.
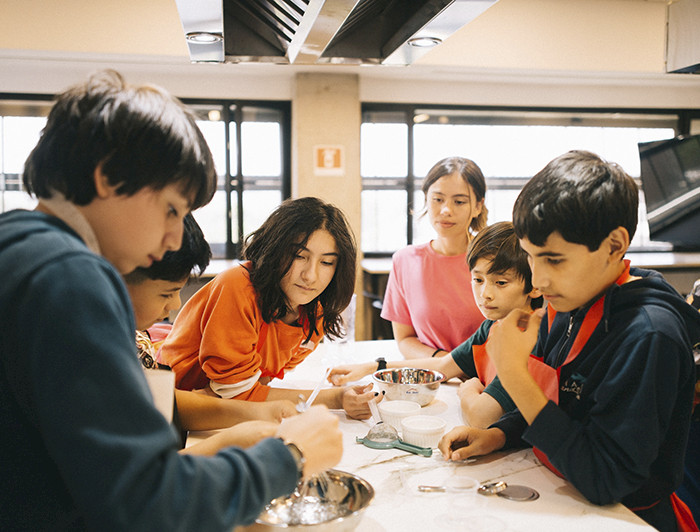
<box><xmin>372</xmin><ymin>368</ymin><xmax>445</xmax><ymax>406</ymax></box>
<box><xmin>248</xmin><ymin>469</ymin><xmax>374</xmax><ymax>531</ymax></box>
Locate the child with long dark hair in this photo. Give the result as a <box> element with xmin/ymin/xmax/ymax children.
<box><xmin>161</xmin><ymin>196</ymin><xmax>374</xmax><ymax>419</ymax></box>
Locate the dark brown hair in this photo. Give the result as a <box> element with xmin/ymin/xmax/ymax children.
<box><xmin>243</xmin><ymin>197</ymin><xmax>357</xmax><ymax>341</ymax></box>
<box><xmin>513</xmin><ymin>150</ymin><xmax>638</xmax><ymax>251</ymax></box>
<box><xmin>468</xmin><ymin>221</ymin><xmax>534</xmax><ymax>294</ymax></box>
<box><xmin>23</xmin><ymin>70</ymin><xmax>216</xmax><ymax>210</ymax></box>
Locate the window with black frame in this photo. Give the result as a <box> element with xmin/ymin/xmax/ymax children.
<box><xmin>361</xmin><ymin>104</ymin><xmax>682</xmax><ymax>256</ymax></box>
<box><xmin>181</xmin><ymin>100</ymin><xmax>290</xmax><ymax>259</ymax></box>
<box><xmin>0</xmin><ymin>96</ymin><xmax>290</xmax><ymax>260</ymax></box>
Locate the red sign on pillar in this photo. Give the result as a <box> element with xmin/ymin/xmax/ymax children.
<box><xmin>314</xmin><ymin>145</ymin><xmax>344</xmax><ymax>176</ymax></box>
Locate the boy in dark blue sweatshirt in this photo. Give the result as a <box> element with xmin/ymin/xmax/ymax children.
<box><xmin>439</xmin><ymin>150</ymin><xmax>700</xmax><ymax>532</ymax></box>
<box><xmin>0</xmin><ymin>70</ymin><xmax>341</xmax><ymax>531</ymax></box>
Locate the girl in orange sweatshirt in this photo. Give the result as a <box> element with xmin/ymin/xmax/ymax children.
<box><xmin>160</xmin><ymin>197</ymin><xmax>375</xmax><ymax>419</ymax></box>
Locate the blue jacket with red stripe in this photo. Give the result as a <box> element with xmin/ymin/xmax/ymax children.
<box><xmin>492</xmin><ymin>266</ymin><xmax>700</xmax><ymax>531</ymax></box>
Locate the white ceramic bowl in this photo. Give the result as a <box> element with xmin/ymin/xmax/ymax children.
<box><xmin>400</xmin><ymin>415</ymin><xmax>447</xmax><ymax>449</ymax></box>
<box><xmin>377</xmin><ymin>400</ymin><xmax>421</xmax><ymax>431</ymax></box>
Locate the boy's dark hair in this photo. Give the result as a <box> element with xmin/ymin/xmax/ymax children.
<box><xmin>468</xmin><ymin>222</ymin><xmax>540</xmax><ymax>309</ymax></box>
<box><xmin>421</xmin><ymin>156</ymin><xmax>488</xmax><ymax>235</ymax></box>
<box><xmin>468</xmin><ymin>221</ymin><xmax>533</xmax><ymax>293</ymax></box>
<box><xmin>23</xmin><ymin>70</ymin><xmax>216</xmax><ymax>210</ymax></box>
<box><xmin>243</xmin><ymin>197</ymin><xmax>357</xmax><ymax>341</ymax></box>
<box><xmin>513</xmin><ymin>150</ymin><xmax>638</xmax><ymax>251</ymax></box>
<box><xmin>124</xmin><ymin>214</ymin><xmax>211</xmax><ymax>284</ymax></box>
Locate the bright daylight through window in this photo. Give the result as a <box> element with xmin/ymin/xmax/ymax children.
<box><xmin>0</xmin><ymin>98</ymin><xmax>290</xmax><ymax>260</ymax></box>
<box><xmin>361</xmin><ymin>106</ymin><xmax>682</xmax><ymax>255</ymax></box>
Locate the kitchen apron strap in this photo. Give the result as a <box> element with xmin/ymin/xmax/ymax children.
<box><xmin>671</xmin><ymin>492</ymin><xmax>700</xmax><ymax>532</ymax></box>
<box><xmin>472</xmin><ymin>343</ymin><xmax>497</xmax><ymax>386</ymax></box>
<box><xmin>535</xmin><ymin>260</ymin><xmax>634</xmax><ymax>478</ymax></box>
<box><xmin>473</xmin><ymin>342</ymin><xmax>559</xmax><ymax>402</ymax></box>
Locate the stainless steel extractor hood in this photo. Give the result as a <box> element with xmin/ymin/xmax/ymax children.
<box><xmin>175</xmin><ymin>0</ymin><xmax>499</xmax><ymax>65</ymax></box>
<box><xmin>667</xmin><ymin>0</ymin><xmax>700</xmax><ymax>74</ymax></box>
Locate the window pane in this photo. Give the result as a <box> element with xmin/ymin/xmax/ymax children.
<box><xmin>362</xmin><ymin>189</ymin><xmax>407</xmax><ymax>252</ymax></box>
<box><xmin>193</xmin><ymin>186</ymin><xmax>228</xmax><ymax>245</ymax></box>
<box><xmin>483</xmin><ymin>188</ymin><xmax>523</xmax><ymax>224</ymax></box>
<box><xmin>412</xmin><ymin>190</ymin><xmax>431</xmax><ymax>245</ymax></box>
<box><xmin>242</xmin><ymin>190</ymin><xmax>281</xmax><ymax>236</ymax></box>
<box><xmin>242</xmin><ymin>122</ymin><xmax>281</xmax><ymax>176</ymax></box>
<box><xmin>229</xmin><ymin>120</ymin><xmax>238</xmax><ymax>173</ymax></box>
<box><xmin>196</xmin><ymin>119</ymin><xmax>227</xmax><ymax>176</ymax></box>
<box><xmin>242</xmin><ymin>107</ymin><xmax>283</xmax><ymax>177</ymax></box>
<box><xmin>2</xmin><ymin>190</ymin><xmax>36</xmax><ymax>212</ymax></box>
<box><xmin>413</xmin><ymin>123</ymin><xmax>675</xmax><ymax>179</ymax></box>
<box><xmin>361</xmin><ymin>123</ymin><xmax>408</xmax><ymax>177</ymax></box>
<box><xmin>193</xmin><ymin>116</ymin><xmax>227</xmax><ymax>252</ymax></box>
<box><xmin>3</xmin><ymin>116</ymin><xmax>46</xmax><ymax>173</ymax></box>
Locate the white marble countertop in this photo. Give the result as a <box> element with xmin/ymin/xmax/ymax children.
<box><xmin>193</xmin><ymin>339</ymin><xmax>653</xmax><ymax>531</ymax></box>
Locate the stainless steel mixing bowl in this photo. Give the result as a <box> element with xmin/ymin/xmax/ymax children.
<box><xmin>248</xmin><ymin>469</ymin><xmax>374</xmax><ymax>531</ymax></box>
<box><xmin>371</xmin><ymin>368</ymin><xmax>445</xmax><ymax>406</ymax></box>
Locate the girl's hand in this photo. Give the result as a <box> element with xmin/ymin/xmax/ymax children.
<box><xmin>437</xmin><ymin>426</ymin><xmax>506</xmax><ymax>462</ymax></box>
<box><xmin>328</xmin><ymin>362</ymin><xmax>376</xmax><ymax>386</ymax></box>
<box><xmin>342</xmin><ymin>384</ymin><xmax>381</xmax><ymax>420</ymax></box>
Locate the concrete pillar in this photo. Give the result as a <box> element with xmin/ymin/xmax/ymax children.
<box><xmin>291</xmin><ymin>73</ymin><xmax>366</xmax><ymax>339</ymax></box>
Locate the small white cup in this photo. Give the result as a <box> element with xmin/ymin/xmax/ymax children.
<box><xmin>378</xmin><ymin>400</ymin><xmax>422</xmax><ymax>431</ymax></box>
<box><xmin>401</xmin><ymin>415</ymin><xmax>447</xmax><ymax>448</ymax></box>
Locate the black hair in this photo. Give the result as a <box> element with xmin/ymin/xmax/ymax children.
<box><xmin>23</xmin><ymin>69</ymin><xmax>216</xmax><ymax>210</ymax></box>
<box><xmin>243</xmin><ymin>197</ymin><xmax>357</xmax><ymax>341</ymax></box>
<box><xmin>123</xmin><ymin>214</ymin><xmax>211</xmax><ymax>284</ymax></box>
<box><xmin>513</xmin><ymin>150</ymin><xmax>638</xmax><ymax>251</ymax></box>
<box><xmin>421</xmin><ymin>156</ymin><xmax>488</xmax><ymax>236</ymax></box>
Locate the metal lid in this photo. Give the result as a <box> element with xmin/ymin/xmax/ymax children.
<box><xmin>497</xmin><ymin>484</ymin><xmax>540</xmax><ymax>501</ymax></box>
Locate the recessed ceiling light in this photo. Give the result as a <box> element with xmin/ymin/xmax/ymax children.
<box><xmin>407</xmin><ymin>36</ymin><xmax>442</xmax><ymax>48</ymax></box>
<box><xmin>186</xmin><ymin>32</ymin><xmax>223</xmax><ymax>44</ymax></box>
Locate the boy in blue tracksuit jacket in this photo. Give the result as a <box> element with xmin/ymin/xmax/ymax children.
<box><xmin>439</xmin><ymin>150</ymin><xmax>700</xmax><ymax>531</ymax></box>
<box><xmin>0</xmin><ymin>70</ymin><xmax>342</xmax><ymax>531</ymax></box>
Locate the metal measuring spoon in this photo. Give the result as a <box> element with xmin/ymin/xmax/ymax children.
<box><xmin>356</xmin><ymin>422</ymin><xmax>433</xmax><ymax>457</ymax></box>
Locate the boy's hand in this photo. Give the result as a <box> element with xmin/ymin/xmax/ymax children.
<box><xmin>277</xmin><ymin>406</ymin><xmax>343</xmax><ymax>479</ymax></box>
<box><xmin>457</xmin><ymin>377</ymin><xmax>485</xmax><ymax>401</ymax></box>
<box><xmin>342</xmin><ymin>384</ymin><xmax>381</xmax><ymax>420</ymax></box>
<box><xmin>437</xmin><ymin>426</ymin><xmax>506</xmax><ymax>461</ymax></box>
<box><xmin>328</xmin><ymin>362</ymin><xmax>376</xmax><ymax>386</ymax></box>
<box><xmin>486</xmin><ymin>308</ymin><xmax>545</xmax><ymax>378</ymax></box>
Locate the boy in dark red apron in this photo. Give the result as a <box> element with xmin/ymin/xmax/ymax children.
<box><xmin>439</xmin><ymin>150</ymin><xmax>700</xmax><ymax>532</ymax></box>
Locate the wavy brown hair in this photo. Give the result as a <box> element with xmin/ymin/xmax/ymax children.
<box><xmin>243</xmin><ymin>197</ymin><xmax>357</xmax><ymax>341</ymax></box>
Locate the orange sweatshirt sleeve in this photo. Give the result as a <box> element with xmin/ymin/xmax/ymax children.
<box><xmin>160</xmin><ymin>263</ymin><xmax>325</xmax><ymax>398</ymax></box>
<box><xmin>160</xmin><ymin>265</ymin><xmax>265</xmax><ymax>389</ymax></box>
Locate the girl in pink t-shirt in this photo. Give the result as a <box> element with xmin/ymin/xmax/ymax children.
<box><xmin>381</xmin><ymin>157</ymin><xmax>488</xmax><ymax>359</ymax></box>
